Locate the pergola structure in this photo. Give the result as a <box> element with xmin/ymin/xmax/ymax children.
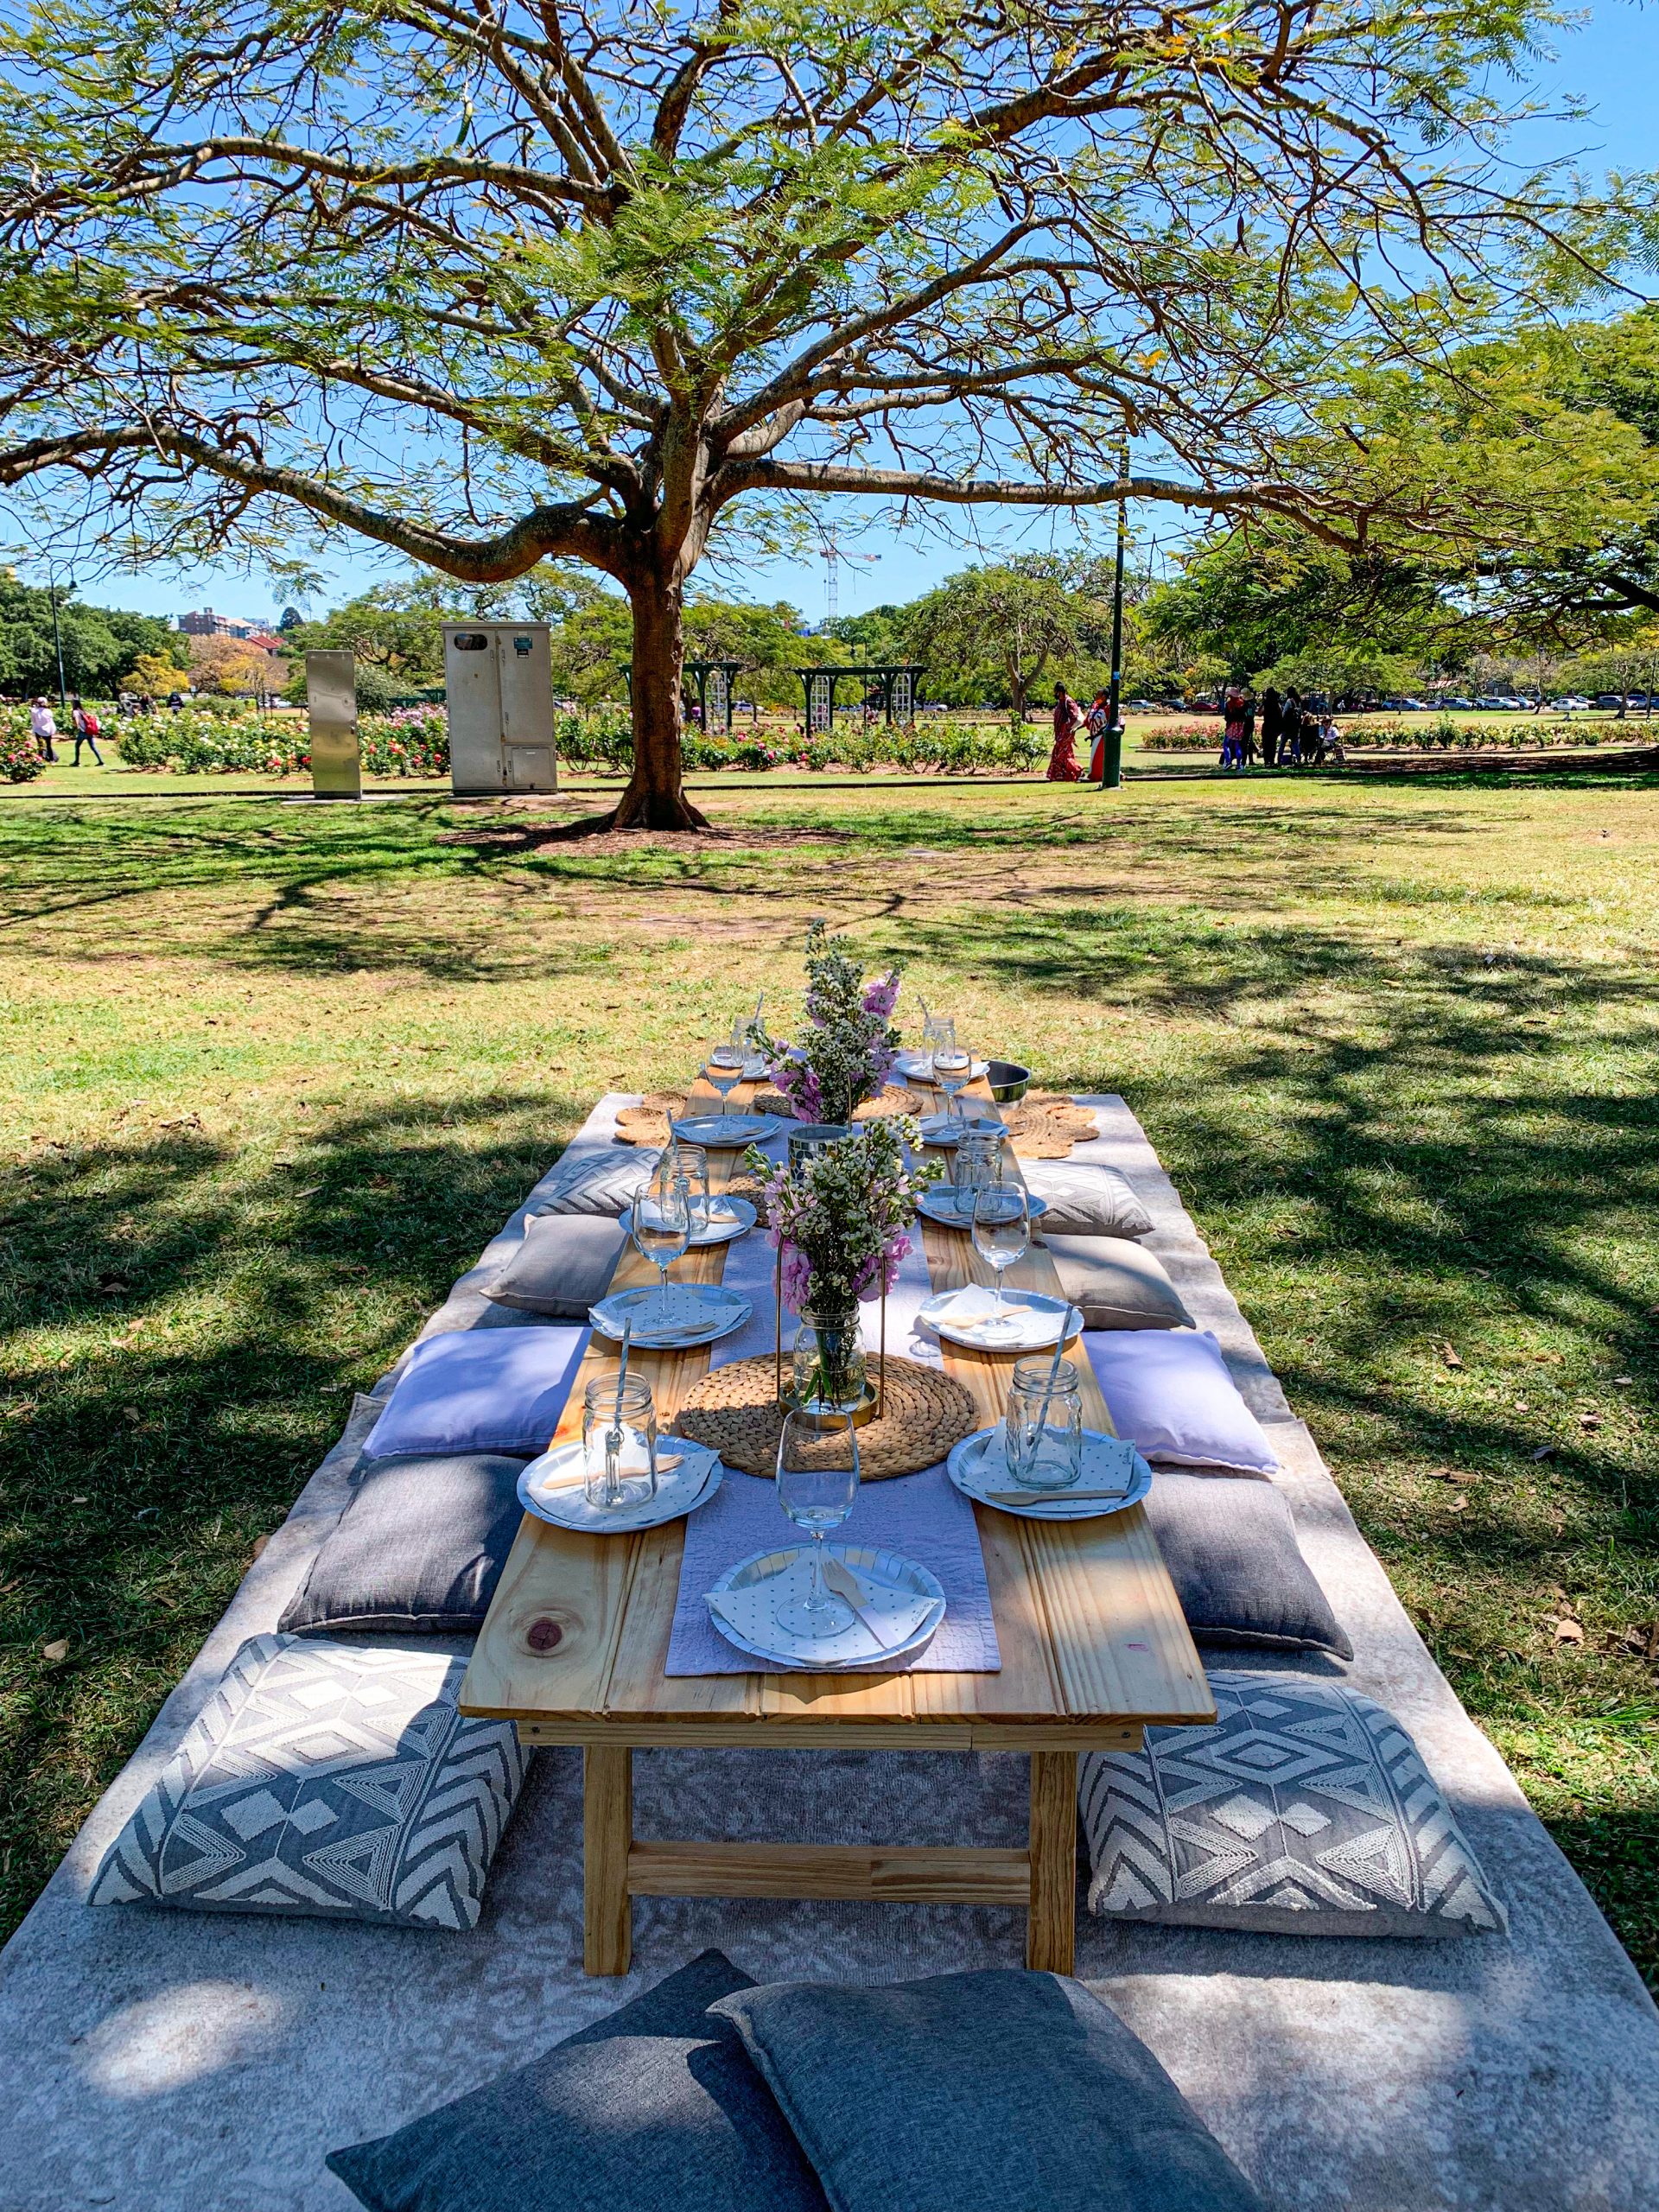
<box><xmin>623</xmin><ymin>658</ymin><xmax>746</xmax><ymax>733</ymax></box>
<box><xmin>795</xmin><ymin>664</ymin><xmax>926</xmax><ymax>734</ymax></box>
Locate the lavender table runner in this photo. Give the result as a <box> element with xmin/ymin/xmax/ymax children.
<box><xmin>665</xmin><ymin>1461</ymin><xmax>1001</xmax><ymax>1675</ymax></box>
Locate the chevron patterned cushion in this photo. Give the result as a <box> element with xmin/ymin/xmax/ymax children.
<box><xmin>87</xmin><ymin>1637</ymin><xmax>526</xmax><ymax>1929</ymax></box>
<box><xmin>1081</xmin><ymin>1672</ymin><xmax>1507</xmax><ymax>1939</ymax></box>
<box><xmin>530</xmin><ymin>1146</ymin><xmax>663</xmax><ymax>1216</ymax></box>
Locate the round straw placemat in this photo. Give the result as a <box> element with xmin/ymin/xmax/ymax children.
<box><xmin>614</xmin><ymin>1092</ymin><xmax>689</xmax><ymax>1145</ymax></box>
<box><xmin>852</xmin><ymin>1085</ymin><xmax>928</xmax><ymax>1121</ymax></box>
<box><xmin>1001</xmin><ymin>1091</ymin><xmax>1099</xmax><ymax>1159</ymax></box>
<box><xmin>676</xmin><ymin>1355</ymin><xmax>979</xmax><ymax>1481</ymax></box>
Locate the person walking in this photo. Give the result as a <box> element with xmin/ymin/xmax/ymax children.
<box><xmin>29</xmin><ymin>696</ymin><xmax>59</xmax><ymax>762</ymax></box>
<box><xmin>1046</xmin><ymin>683</ymin><xmax>1086</xmax><ymax>780</ymax></box>
<box><xmin>1084</xmin><ymin>689</ymin><xmax>1111</xmax><ymax>780</ymax></box>
<box><xmin>68</xmin><ymin>696</ymin><xmax>105</xmax><ymax>766</ymax></box>
<box><xmin>1260</xmin><ymin>684</ymin><xmax>1282</xmax><ymax>767</ymax></box>
<box><xmin>1220</xmin><ymin>688</ymin><xmax>1247</xmax><ymax>770</ymax></box>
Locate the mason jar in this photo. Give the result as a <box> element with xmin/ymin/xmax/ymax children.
<box><xmin>582</xmin><ymin>1374</ymin><xmax>659</xmax><ymax>1511</ymax></box>
<box><xmin>1004</xmin><ymin>1355</ymin><xmax>1084</xmax><ymax>1491</ymax></box>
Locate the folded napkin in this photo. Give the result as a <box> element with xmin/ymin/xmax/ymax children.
<box><xmin>708</xmin><ymin>1554</ymin><xmax>938</xmax><ymax>1669</ymax></box>
<box><xmin>486</xmin><ymin>1212</ymin><xmax>627</xmax><ymax>1318</ymax></box>
<box><xmin>925</xmin><ymin>1283</ymin><xmax>1071</xmax><ymax>1349</ymax></box>
<box><xmin>596</xmin><ymin>1282</ymin><xmax>748</xmax><ymax>1344</ymax></box>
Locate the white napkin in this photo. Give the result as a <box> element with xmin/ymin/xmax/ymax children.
<box><xmin>963</xmin><ymin>1423</ymin><xmax>1141</xmax><ymax>1500</ymax></box>
<box><xmin>522</xmin><ymin>1437</ymin><xmax>720</xmax><ymax>1531</ymax></box>
<box><xmin>927</xmin><ymin>1284</ymin><xmax>1068</xmax><ymax>1348</ymax></box>
<box><xmin>596</xmin><ymin>1283</ymin><xmax>747</xmax><ymax>1342</ymax></box>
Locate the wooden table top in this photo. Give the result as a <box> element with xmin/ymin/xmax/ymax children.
<box><xmin>461</xmin><ymin>1077</ymin><xmax>1214</xmax><ymax>1749</ymax></box>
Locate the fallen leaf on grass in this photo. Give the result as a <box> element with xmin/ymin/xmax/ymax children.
<box><xmin>1427</xmin><ymin>1466</ymin><xmax>1480</xmax><ymax>1487</ymax></box>
<box><xmin>1446</xmin><ymin>1494</ymin><xmax>1469</xmax><ymax>1513</ymax></box>
<box><xmin>122</xmin><ymin>1405</ymin><xmax>141</xmax><ymax>1425</ymax></box>
<box><xmin>1529</xmin><ymin>1444</ymin><xmax>1555</xmax><ymax>1461</ymax></box>
<box><xmin>1554</xmin><ymin>1618</ymin><xmax>1586</xmax><ymax>1646</ymax></box>
<box><xmin>251</xmin><ymin>1535</ymin><xmax>270</xmax><ymax>1560</ymax></box>
<box><xmin>1440</xmin><ymin>1344</ymin><xmax>1465</xmax><ymax>1370</ymax></box>
<box><xmin>41</xmin><ymin>1639</ymin><xmax>68</xmax><ymax>1663</ymax></box>
<box><xmin>1578</xmin><ymin>1411</ymin><xmax>1603</xmax><ymax>1431</ymax></box>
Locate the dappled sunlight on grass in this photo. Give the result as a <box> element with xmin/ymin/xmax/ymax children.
<box><xmin>0</xmin><ymin>771</ymin><xmax>1656</xmax><ymax>1979</ymax></box>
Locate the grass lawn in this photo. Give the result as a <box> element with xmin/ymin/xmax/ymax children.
<box><xmin>1</xmin><ymin>768</ymin><xmax>1656</xmax><ymax>1983</ymax></box>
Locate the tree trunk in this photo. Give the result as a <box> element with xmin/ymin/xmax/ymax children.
<box><xmin>613</xmin><ymin>570</ymin><xmax>708</xmax><ymax>829</ymax></box>
<box><xmin>555</xmin><ymin>561</ymin><xmax>709</xmax><ymax>834</ymax></box>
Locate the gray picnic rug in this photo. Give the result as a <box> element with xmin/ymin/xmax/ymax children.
<box><xmin>0</xmin><ymin>1095</ymin><xmax>1654</xmax><ymax>2211</ymax></box>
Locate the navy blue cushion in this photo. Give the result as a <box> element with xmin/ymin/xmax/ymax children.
<box><xmin>714</xmin><ymin>1967</ymin><xmax>1266</xmax><ymax>2212</ymax></box>
<box><xmin>327</xmin><ymin>1949</ymin><xmax>830</xmax><ymax>2212</ymax></box>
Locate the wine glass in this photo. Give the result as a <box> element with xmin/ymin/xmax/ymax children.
<box><xmin>931</xmin><ymin>1036</ymin><xmax>972</xmax><ymax>1125</ymax></box>
<box><xmin>972</xmin><ymin>1185</ymin><xmax>1030</xmax><ymax>1334</ymax></box>
<box><xmin>664</xmin><ymin>1138</ymin><xmax>710</xmax><ymax>1234</ymax></box>
<box><xmin>775</xmin><ymin>1409</ymin><xmax>861</xmax><ymax>1637</ymax></box>
<box><xmin>630</xmin><ymin>1169</ymin><xmax>690</xmax><ymax>1324</ymax></box>
<box><xmin>705</xmin><ymin>1031</ymin><xmax>747</xmax><ymax>1119</ymax></box>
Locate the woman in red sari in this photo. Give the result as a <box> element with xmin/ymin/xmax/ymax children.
<box><xmin>1046</xmin><ymin>683</ymin><xmax>1085</xmax><ymax>780</ymax></box>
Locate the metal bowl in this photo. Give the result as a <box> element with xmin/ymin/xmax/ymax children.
<box><xmin>985</xmin><ymin>1059</ymin><xmax>1031</xmax><ymax>1103</ymax></box>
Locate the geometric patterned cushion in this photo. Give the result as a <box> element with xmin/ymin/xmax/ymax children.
<box><xmin>1081</xmin><ymin>1671</ymin><xmax>1507</xmax><ymax>1939</ymax></box>
<box><xmin>529</xmin><ymin>1147</ymin><xmax>662</xmax><ymax>1217</ymax></box>
<box><xmin>87</xmin><ymin>1637</ymin><xmax>526</xmax><ymax>1929</ymax></box>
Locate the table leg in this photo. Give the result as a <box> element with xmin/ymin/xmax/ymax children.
<box><xmin>583</xmin><ymin>1746</ymin><xmax>632</xmax><ymax>1975</ymax></box>
<box><xmin>1026</xmin><ymin>1749</ymin><xmax>1077</xmax><ymax>1974</ymax></box>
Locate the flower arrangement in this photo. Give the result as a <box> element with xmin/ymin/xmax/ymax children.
<box><xmin>759</xmin><ymin>919</ymin><xmax>903</xmax><ymax>1125</ymax></box>
<box><xmin>746</xmin><ymin>1118</ymin><xmax>940</xmax><ymax>1315</ymax></box>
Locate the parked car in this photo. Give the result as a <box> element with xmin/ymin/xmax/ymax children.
<box><xmin>1594</xmin><ymin>693</ymin><xmax>1627</xmax><ymax>709</ymax></box>
<box><xmin>1440</xmin><ymin>696</ymin><xmax>1475</xmax><ymax>709</ymax></box>
<box><xmin>1551</xmin><ymin>695</ymin><xmax>1591</xmax><ymax>710</ymax></box>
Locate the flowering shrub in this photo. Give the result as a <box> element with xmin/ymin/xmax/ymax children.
<box><xmin>757</xmin><ymin>920</ymin><xmax>903</xmax><ymax>1125</ymax></box>
<box><xmin>0</xmin><ymin>727</ymin><xmax>48</xmax><ymax>781</ymax></box>
<box><xmin>1138</xmin><ymin>721</ymin><xmax>1223</xmax><ymax>751</ymax></box>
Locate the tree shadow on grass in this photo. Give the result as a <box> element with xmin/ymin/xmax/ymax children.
<box><xmin>0</xmin><ymin>1090</ymin><xmax>586</xmax><ymax>1938</ymax></box>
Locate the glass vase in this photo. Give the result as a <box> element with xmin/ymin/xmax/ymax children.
<box><xmin>790</xmin><ymin>1302</ymin><xmax>869</xmax><ymax>1419</ymax></box>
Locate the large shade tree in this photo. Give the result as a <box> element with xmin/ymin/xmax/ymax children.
<box><xmin>0</xmin><ymin>0</ymin><xmax>1634</xmax><ymax>826</ymax></box>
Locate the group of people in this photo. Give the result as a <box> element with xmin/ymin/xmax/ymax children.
<box><xmin>28</xmin><ymin>696</ymin><xmax>105</xmax><ymax>766</ymax></box>
<box><xmin>1046</xmin><ymin>683</ymin><xmax>1113</xmax><ymax>781</ymax></box>
<box><xmin>1220</xmin><ymin>686</ymin><xmax>1343</xmax><ymax>772</ymax></box>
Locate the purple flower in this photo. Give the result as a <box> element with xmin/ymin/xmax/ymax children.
<box><xmin>780</xmin><ymin>1244</ymin><xmax>813</xmax><ymax>1307</ymax></box>
<box><xmin>861</xmin><ymin>972</ymin><xmax>900</xmax><ymax>1020</ymax></box>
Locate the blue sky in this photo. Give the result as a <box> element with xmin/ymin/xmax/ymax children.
<box><xmin>27</xmin><ymin>1</ymin><xmax>1659</xmax><ymax>629</ymax></box>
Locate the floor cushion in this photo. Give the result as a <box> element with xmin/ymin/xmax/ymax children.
<box><xmin>1081</xmin><ymin>1670</ymin><xmax>1509</xmax><ymax>1940</ymax></box>
<box><xmin>530</xmin><ymin>1146</ymin><xmax>662</xmax><ymax>1216</ymax></box>
<box><xmin>1043</xmin><ymin>1233</ymin><xmax>1194</xmax><ymax>1330</ymax></box>
<box><xmin>87</xmin><ymin>1637</ymin><xmax>524</xmax><ymax>1929</ymax></box>
<box><xmin>1084</xmin><ymin>1329</ymin><xmax>1279</xmax><ymax>1473</ymax></box>
<box><xmin>362</xmin><ymin>1324</ymin><xmax>588</xmax><ymax>1459</ymax></box>
<box><xmin>328</xmin><ymin>1948</ymin><xmax>830</xmax><ymax>2212</ymax></box>
<box><xmin>486</xmin><ymin>1211</ymin><xmax>627</xmax><ymax>1317</ymax></box>
<box><xmin>1020</xmin><ymin>1160</ymin><xmax>1154</xmax><ymax>1238</ymax></box>
<box><xmin>1145</xmin><ymin>1471</ymin><xmax>1352</xmax><ymax>1659</ymax></box>
<box><xmin>279</xmin><ymin>1453</ymin><xmax>526</xmax><ymax>1637</ymax></box>
<box><xmin>713</xmin><ymin>1967</ymin><xmax>1266</xmax><ymax>2212</ymax></box>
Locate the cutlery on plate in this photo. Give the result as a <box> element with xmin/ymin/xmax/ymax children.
<box><xmin>982</xmin><ymin>1488</ymin><xmax>1134</xmax><ymax>1506</ymax></box>
<box><xmin>818</xmin><ymin>1556</ymin><xmax>901</xmax><ymax>1653</ymax></box>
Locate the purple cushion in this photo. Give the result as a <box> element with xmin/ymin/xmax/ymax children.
<box><xmin>1084</xmin><ymin>1330</ymin><xmax>1279</xmax><ymax>1474</ymax></box>
<box><xmin>363</xmin><ymin>1326</ymin><xmax>588</xmax><ymax>1460</ymax></box>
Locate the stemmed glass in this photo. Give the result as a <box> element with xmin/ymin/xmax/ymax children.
<box><xmin>972</xmin><ymin>1185</ymin><xmax>1030</xmax><ymax>1335</ymax></box>
<box><xmin>629</xmin><ymin>1166</ymin><xmax>690</xmax><ymax>1325</ymax></box>
<box><xmin>931</xmin><ymin>1033</ymin><xmax>973</xmax><ymax>1126</ymax></box>
<box><xmin>664</xmin><ymin>1139</ymin><xmax>710</xmax><ymax>1235</ymax></box>
<box><xmin>775</xmin><ymin>1409</ymin><xmax>861</xmax><ymax>1637</ymax></box>
<box><xmin>705</xmin><ymin>1029</ymin><xmax>747</xmax><ymax>1120</ymax></box>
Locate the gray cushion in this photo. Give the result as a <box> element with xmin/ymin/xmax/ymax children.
<box><xmin>1020</xmin><ymin>1160</ymin><xmax>1153</xmax><ymax>1237</ymax></box>
<box><xmin>87</xmin><ymin>1637</ymin><xmax>525</xmax><ymax>1929</ymax></box>
<box><xmin>280</xmin><ymin>1453</ymin><xmax>525</xmax><ymax>1637</ymax></box>
<box><xmin>530</xmin><ymin>1146</ymin><xmax>661</xmax><ymax>1216</ymax></box>
<box><xmin>713</xmin><ymin>1967</ymin><xmax>1267</xmax><ymax>2212</ymax></box>
<box><xmin>1145</xmin><ymin>1471</ymin><xmax>1352</xmax><ymax>1659</ymax></box>
<box><xmin>486</xmin><ymin>1210</ymin><xmax>627</xmax><ymax>1316</ymax></box>
<box><xmin>1082</xmin><ymin>1670</ymin><xmax>1509</xmax><ymax>1939</ymax></box>
<box><xmin>327</xmin><ymin>1948</ymin><xmax>830</xmax><ymax>2212</ymax></box>
<box><xmin>1043</xmin><ymin>1233</ymin><xmax>1194</xmax><ymax>1329</ymax></box>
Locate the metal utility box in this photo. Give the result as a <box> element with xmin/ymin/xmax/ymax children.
<box><xmin>306</xmin><ymin>650</ymin><xmax>361</xmax><ymax>798</ymax></box>
<box><xmin>442</xmin><ymin>621</ymin><xmax>558</xmax><ymax>795</ymax></box>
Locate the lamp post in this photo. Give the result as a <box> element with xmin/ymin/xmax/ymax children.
<box><xmin>1097</xmin><ymin>443</ymin><xmax>1128</xmax><ymax>791</ymax></box>
<box><xmin>48</xmin><ymin>569</ymin><xmax>73</xmax><ymax>711</ymax></box>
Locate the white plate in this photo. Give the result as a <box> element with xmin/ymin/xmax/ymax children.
<box><xmin>916</xmin><ymin>1187</ymin><xmax>1049</xmax><ymax>1230</ymax></box>
<box><xmin>917</xmin><ymin>1284</ymin><xmax>1078</xmax><ymax>1351</ymax></box>
<box><xmin>620</xmin><ymin>1195</ymin><xmax>756</xmax><ymax>1249</ymax></box>
<box><xmin>670</xmin><ymin>1114</ymin><xmax>777</xmax><ymax>1147</ymax></box>
<box><xmin>589</xmin><ymin>1281</ymin><xmax>754</xmax><ymax>1348</ymax></box>
<box><xmin>948</xmin><ymin>1426</ymin><xmax>1152</xmax><ymax>1519</ymax></box>
<box><xmin>918</xmin><ymin>1112</ymin><xmax>1007</xmax><ymax>1147</ymax></box>
<box><xmin>705</xmin><ymin>1542</ymin><xmax>945</xmax><ymax>1670</ymax></box>
<box><xmin>518</xmin><ymin>1439</ymin><xmax>724</xmax><ymax>1533</ymax></box>
<box><xmin>894</xmin><ymin>1052</ymin><xmax>991</xmax><ymax>1084</ymax></box>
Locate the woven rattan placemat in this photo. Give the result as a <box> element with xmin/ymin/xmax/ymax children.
<box><xmin>676</xmin><ymin>1354</ymin><xmax>979</xmax><ymax>1482</ymax></box>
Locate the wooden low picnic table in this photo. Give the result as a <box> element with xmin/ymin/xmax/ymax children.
<box><xmin>461</xmin><ymin>1075</ymin><xmax>1213</xmax><ymax>1974</ymax></box>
